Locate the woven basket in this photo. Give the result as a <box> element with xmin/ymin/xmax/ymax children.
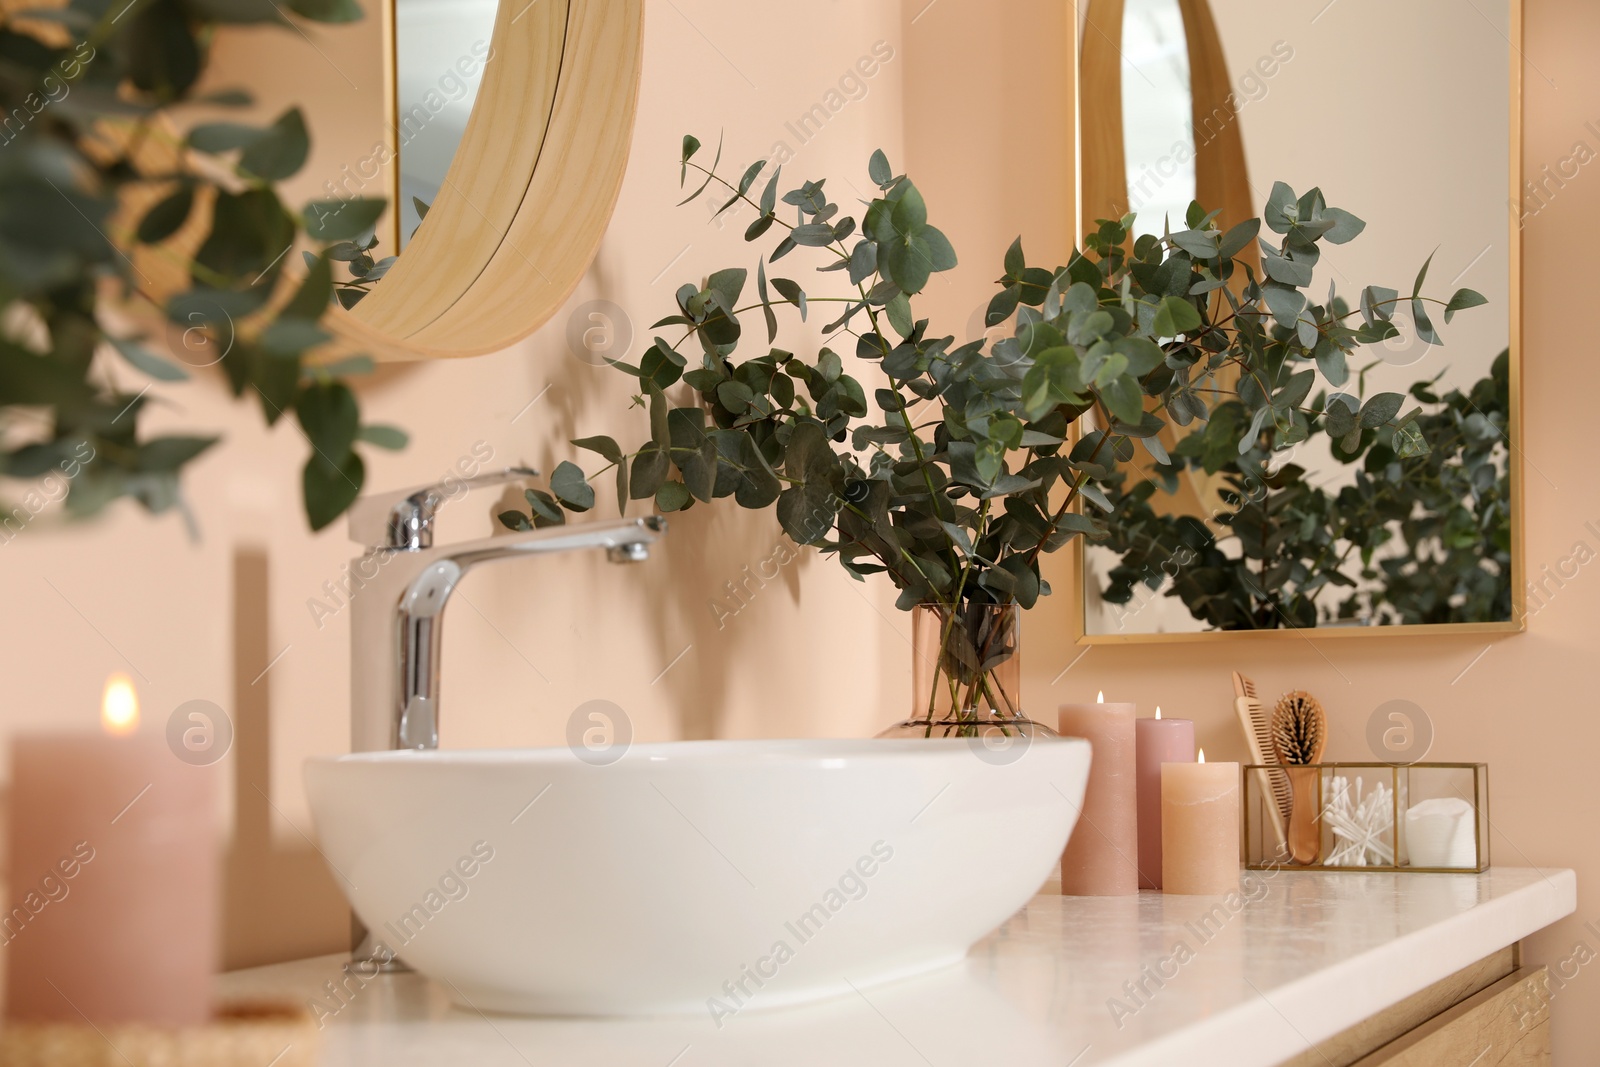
<box><xmin>0</xmin><ymin>1002</ymin><xmax>318</xmax><ymax>1067</ymax></box>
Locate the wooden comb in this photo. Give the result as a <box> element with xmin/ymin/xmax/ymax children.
<box><xmin>1232</xmin><ymin>671</ymin><xmax>1289</xmax><ymax>854</ymax></box>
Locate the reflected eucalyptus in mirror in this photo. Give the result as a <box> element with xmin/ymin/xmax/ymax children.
<box><xmin>1083</xmin><ymin>181</ymin><xmax>1497</xmax><ymax>631</ymax></box>
<box><xmin>1097</xmin><ymin>351</ymin><xmax>1512</xmax><ymax>629</ymax></box>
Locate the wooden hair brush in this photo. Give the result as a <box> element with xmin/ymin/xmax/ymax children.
<box><xmin>1271</xmin><ymin>690</ymin><xmax>1327</xmax><ymax>864</ymax></box>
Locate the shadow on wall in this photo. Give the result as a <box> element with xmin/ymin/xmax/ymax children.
<box><xmin>225</xmin><ymin>547</ymin><xmax>348</xmax><ymax>969</ymax></box>
<box><xmin>522</xmin><ymin>246</ymin><xmax>819</xmax><ymax>742</ymax></box>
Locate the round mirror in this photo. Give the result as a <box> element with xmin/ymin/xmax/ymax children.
<box><xmin>324</xmin><ymin>0</ymin><xmax>644</xmax><ymax>361</ymax></box>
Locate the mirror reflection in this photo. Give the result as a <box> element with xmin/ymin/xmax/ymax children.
<box><xmin>1080</xmin><ymin>0</ymin><xmax>1514</xmax><ymax>636</ymax></box>
<box><xmin>392</xmin><ymin>0</ymin><xmax>499</xmax><ymax>249</ymax></box>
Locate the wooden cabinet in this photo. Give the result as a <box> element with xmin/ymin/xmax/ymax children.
<box><xmin>1281</xmin><ymin>947</ymin><xmax>1551</xmax><ymax>1066</ymax></box>
<box><xmin>1354</xmin><ymin>967</ymin><xmax>1550</xmax><ymax>1066</ymax></box>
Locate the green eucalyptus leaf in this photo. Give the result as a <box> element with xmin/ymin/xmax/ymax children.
<box><xmin>885</xmin><ymin>292</ymin><xmax>913</xmax><ymax>339</ymax></box>
<box><xmin>259</xmin><ymin>318</ymin><xmax>331</xmax><ymax>356</ymax></box>
<box><xmin>1264</xmin><ymin>181</ymin><xmax>1298</xmax><ymax>234</ymax></box>
<box><xmin>524</xmin><ymin>488</ymin><xmax>565</xmax><ymax>525</ymax></box>
<box><xmin>1316</xmin><ymin>344</ymin><xmax>1349</xmax><ymax>387</ymax></box>
<box><xmin>771</xmin><ymin>277</ymin><xmax>806</xmax><ymax>320</ymax></box>
<box><xmin>1099</xmin><ymin>374</ymin><xmax>1145</xmax><ymax>425</ymax></box>
<box><xmin>756</xmin><ymin>258</ymin><xmax>777</xmax><ymax>343</ymax></box>
<box><xmin>1238</xmin><ymin>404</ymin><xmax>1273</xmax><ymax>454</ymax></box>
<box><xmin>195</xmin><ymin>188</ymin><xmax>296</xmax><ymax>284</ymax></box>
<box><xmin>287</xmin><ymin>0</ymin><xmax>362</xmax><ymax>22</ymax></box>
<box><xmin>1321</xmin><ymin>207</ymin><xmax>1366</xmax><ymax>244</ymax></box>
<box><xmin>357</xmin><ymin>424</ymin><xmax>408</xmax><ymax>450</ymax></box>
<box><xmin>630</xmin><ymin>446</ymin><xmax>669</xmax><ymax>499</ymax></box>
<box><xmin>656</xmin><ymin>480</ymin><xmax>691</xmax><ymax>512</ymax></box>
<box><xmin>868</xmin><ymin>148</ymin><xmax>893</xmax><ymax>188</ymax></box>
<box><xmin>239</xmin><ymin>107</ymin><xmax>309</xmax><ymax>180</ymax></box>
<box><xmin>1218</xmin><ymin>218</ymin><xmax>1260</xmax><ymax>259</ymax></box>
<box><xmin>680</xmin><ymin>135</ymin><xmax>701</xmax><ymax>184</ymax></box>
<box><xmin>135</xmin><ymin>185</ymin><xmax>194</xmax><ymax>244</ymax></box>
<box><xmin>303</xmin><ymin>198</ymin><xmax>386</xmax><ymax>242</ymax></box>
<box><xmin>136</xmin><ymin>435</ymin><xmax>217</xmax><ymax>472</ymax></box>
<box><xmin>283</xmin><ymin>254</ymin><xmax>333</xmax><ymax>319</ymax></box>
<box><xmin>1412</xmin><ymin>297</ymin><xmax>1440</xmax><ymax>346</ymax></box>
<box><xmin>296</xmin><ymin>380</ymin><xmax>359</xmax><ymax>459</ymax></box>
<box><xmin>1411</xmin><ymin>251</ymin><xmax>1435</xmax><ymax>299</ymax></box>
<box><xmin>1152</xmin><ymin>295</ymin><xmax>1202</xmax><ymax>337</ymax></box>
<box><xmin>1021</xmin><ymin>346</ymin><xmax>1086</xmax><ymax>421</ymax></box>
<box><xmin>302</xmin><ymin>449</ymin><xmax>364</xmax><ymax>531</ymax></box>
<box><xmin>573</xmin><ymin>435</ymin><xmax>623</xmax><ymax>464</ymax></box>
<box><xmin>110</xmin><ymin>336</ymin><xmax>188</xmax><ymax>381</ymax></box>
<box><xmin>640</xmin><ymin>339</ymin><xmax>686</xmax><ymax>390</ymax></box>
<box><xmin>1262</xmin><ymin>286</ymin><xmax>1306</xmax><ymax>328</ymax></box>
<box><xmin>550</xmin><ymin>460</ymin><xmax>595</xmax><ymax>511</ymax></box>
<box><xmin>1169</xmin><ymin>228</ymin><xmax>1218</xmax><ymax>259</ymax></box>
<box><xmin>1444</xmin><ymin>287</ymin><xmax>1488</xmax><ymax>323</ymax></box>
<box><xmin>1359</xmin><ymin>391</ymin><xmax>1404</xmax><ymax>428</ymax></box>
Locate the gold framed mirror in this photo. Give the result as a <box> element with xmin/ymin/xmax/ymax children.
<box><xmin>319</xmin><ymin>0</ymin><xmax>643</xmax><ymax>362</ymax></box>
<box><xmin>1072</xmin><ymin>0</ymin><xmax>1523</xmax><ymax>642</ymax></box>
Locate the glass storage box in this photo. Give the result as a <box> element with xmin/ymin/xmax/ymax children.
<box><xmin>1243</xmin><ymin>762</ymin><xmax>1489</xmax><ymax>872</ymax></box>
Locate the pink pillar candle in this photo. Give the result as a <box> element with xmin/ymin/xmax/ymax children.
<box><xmin>6</xmin><ymin>729</ymin><xmax>219</xmax><ymax>1024</ymax></box>
<box><xmin>1058</xmin><ymin>696</ymin><xmax>1139</xmax><ymax>895</ymax></box>
<box><xmin>1161</xmin><ymin>757</ymin><xmax>1241</xmax><ymax>896</ymax></box>
<box><xmin>1135</xmin><ymin>712</ymin><xmax>1196</xmax><ymax>890</ymax></box>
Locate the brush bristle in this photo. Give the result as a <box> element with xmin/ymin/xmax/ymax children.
<box><xmin>1271</xmin><ymin>691</ymin><xmax>1326</xmax><ymax>765</ymax></box>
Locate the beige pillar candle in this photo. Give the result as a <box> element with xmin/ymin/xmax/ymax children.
<box><xmin>5</xmin><ymin>675</ymin><xmax>219</xmax><ymax>1025</ymax></box>
<box><xmin>1058</xmin><ymin>692</ymin><xmax>1139</xmax><ymax>895</ymax></box>
<box><xmin>1161</xmin><ymin>751</ymin><xmax>1241</xmax><ymax>896</ymax></box>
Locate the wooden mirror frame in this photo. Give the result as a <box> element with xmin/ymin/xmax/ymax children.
<box><xmin>325</xmin><ymin>0</ymin><xmax>643</xmax><ymax>362</ymax></box>
<box><xmin>1069</xmin><ymin>0</ymin><xmax>1526</xmax><ymax>644</ymax></box>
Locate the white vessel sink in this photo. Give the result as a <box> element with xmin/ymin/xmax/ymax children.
<box><xmin>304</xmin><ymin>737</ymin><xmax>1089</xmax><ymax>1016</ymax></box>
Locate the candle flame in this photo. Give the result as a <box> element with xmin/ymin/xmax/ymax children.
<box><xmin>1097</xmin><ymin>691</ymin><xmax>1104</xmax><ymax>703</ymax></box>
<box><xmin>1198</xmin><ymin>748</ymin><xmax>1206</xmax><ymax>764</ymax></box>
<box><xmin>101</xmin><ymin>673</ymin><xmax>139</xmax><ymax>735</ymax></box>
<box><xmin>1155</xmin><ymin>706</ymin><xmax>1162</xmax><ymax>719</ymax></box>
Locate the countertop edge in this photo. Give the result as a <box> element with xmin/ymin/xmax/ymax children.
<box><xmin>1102</xmin><ymin>868</ymin><xmax>1578</xmax><ymax>1067</ymax></box>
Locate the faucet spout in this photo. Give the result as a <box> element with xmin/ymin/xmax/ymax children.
<box><xmin>347</xmin><ymin>478</ymin><xmax>665</xmax><ymax>755</ymax></box>
<box><xmin>389</xmin><ymin>516</ymin><xmax>665</xmax><ymax>751</ymax></box>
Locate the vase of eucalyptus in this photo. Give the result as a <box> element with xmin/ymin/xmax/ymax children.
<box><xmin>497</xmin><ymin>136</ymin><xmax>1470</xmax><ymax>736</ymax></box>
<box><xmin>874</xmin><ymin>598</ymin><xmax>1047</xmax><ymax>740</ymax></box>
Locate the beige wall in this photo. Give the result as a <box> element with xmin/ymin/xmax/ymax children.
<box><xmin>5</xmin><ymin>0</ymin><xmax>1599</xmax><ymax>1058</ymax></box>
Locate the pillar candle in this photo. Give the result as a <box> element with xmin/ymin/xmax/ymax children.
<box><xmin>6</xmin><ymin>676</ymin><xmax>219</xmax><ymax>1025</ymax></box>
<box><xmin>1161</xmin><ymin>752</ymin><xmax>1241</xmax><ymax>896</ymax></box>
<box><xmin>1058</xmin><ymin>693</ymin><xmax>1139</xmax><ymax>895</ymax></box>
<box><xmin>1135</xmin><ymin>709</ymin><xmax>1195</xmax><ymax>890</ymax></box>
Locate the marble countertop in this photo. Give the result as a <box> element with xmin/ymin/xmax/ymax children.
<box><xmin>221</xmin><ymin>867</ymin><xmax>1576</xmax><ymax>1066</ymax></box>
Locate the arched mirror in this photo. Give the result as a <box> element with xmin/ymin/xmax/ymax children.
<box><xmin>322</xmin><ymin>0</ymin><xmax>644</xmax><ymax>361</ymax></box>
<box><xmin>1075</xmin><ymin>0</ymin><xmax>1520</xmax><ymax>640</ymax></box>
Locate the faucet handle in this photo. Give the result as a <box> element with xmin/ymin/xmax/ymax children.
<box><xmin>348</xmin><ymin>466</ymin><xmax>539</xmax><ymax>550</ymax></box>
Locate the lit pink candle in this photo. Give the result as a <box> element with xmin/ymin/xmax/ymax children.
<box><xmin>1058</xmin><ymin>692</ymin><xmax>1139</xmax><ymax>895</ymax></box>
<box><xmin>6</xmin><ymin>676</ymin><xmax>219</xmax><ymax>1025</ymax></box>
<box><xmin>1161</xmin><ymin>751</ymin><xmax>1241</xmax><ymax>896</ymax></box>
<box><xmin>1135</xmin><ymin>708</ymin><xmax>1195</xmax><ymax>890</ymax></box>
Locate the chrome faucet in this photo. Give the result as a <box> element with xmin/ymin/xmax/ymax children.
<box><xmin>345</xmin><ymin>468</ymin><xmax>666</xmax><ymax>755</ymax></box>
